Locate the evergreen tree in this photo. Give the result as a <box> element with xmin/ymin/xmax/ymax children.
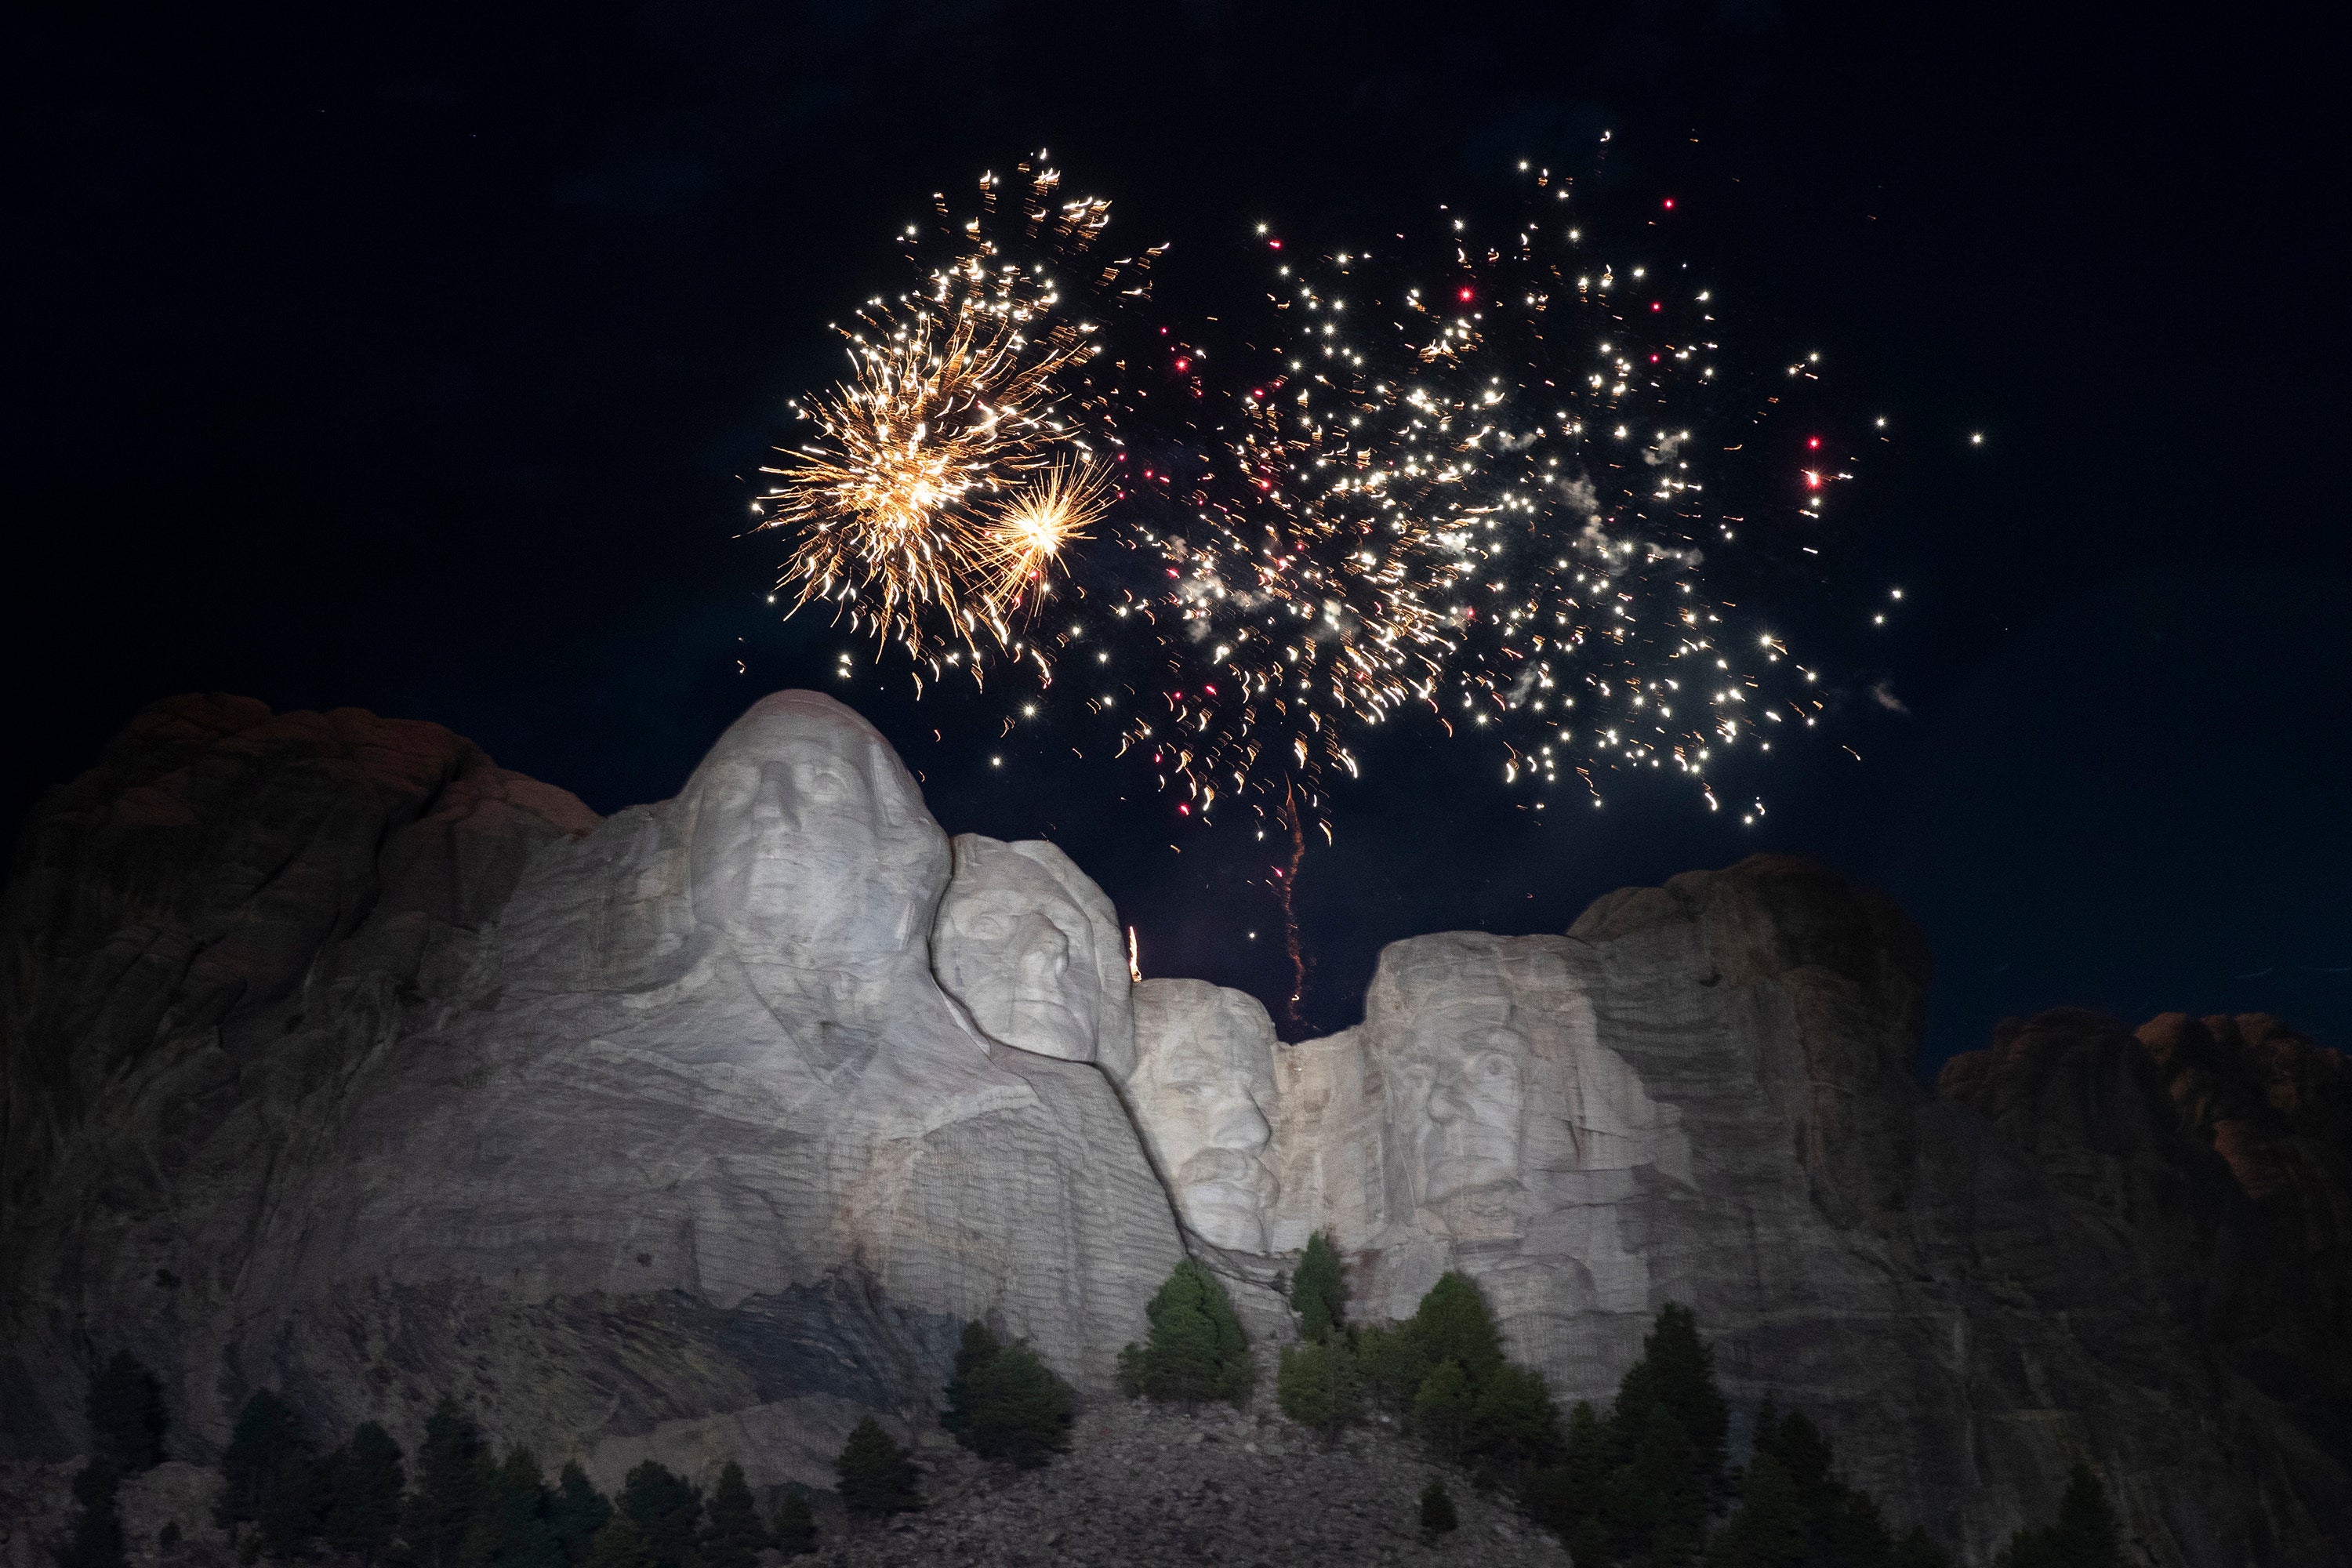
<box><xmin>1994</xmin><ymin>1464</ymin><xmax>2121</xmax><ymax>1568</ymax></box>
<box><xmin>88</xmin><ymin>1352</ymin><xmax>167</xmax><ymax>1475</ymax></box>
<box><xmin>321</xmin><ymin>1422</ymin><xmax>406</xmax><ymax>1564</ymax></box>
<box><xmin>1737</xmin><ymin>1399</ymin><xmax>1947</xmax><ymax>1568</ymax></box>
<box><xmin>1290</xmin><ymin>1231</ymin><xmax>1348</xmax><ymax>1344</ymax></box>
<box><xmin>834</xmin><ymin>1417</ymin><xmax>919</xmax><ymax>1516</ymax></box>
<box><xmin>1412</xmin><ymin>1359</ymin><xmax>1477</xmax><ymax>1465</ymax></box>
<box><xmin>1892</xmin><ymin>1525</ymin><xmax>1955</xmax><ymax>1568</ymax></box>
<box><xmin>1522</xmin><ymin>1399</ymin><xmax>1613</xmax><ymax>1556</ymax></box>
<box><xmin>1121</xmin><ymin>1259</ymin><xmax>1252</xmax><ymax>1406</ymax></box>
<box><xmin>940</xmin><ymin>1324</ymin><xmax>1075</xmax><ymax>1468</ymax></box>
<box><xmin>60</xmin><ymin>1461</ymin><xmax>126</xmax><ymax>1568</ymax></box>
<box><xmin>401</xmin><ymin>1396</ymin><xmax>489</xmax><ymax>1568</ymax></box>
<box><xmin>1613</xmin><ymin>1304</ymin><xmax>1729</xmax><ymax>1503</ymax></box>
<box><xmin>697</xmin><ymin>1462</ymin><xmax>765</xmax><ymax>1568</ymax></box>
<box><xmin>1353</xmin><ymin>1323</ymin><xmax>1433</xmax><ymax>1415</ymax></box>
<box><xmin>1621</xmin><ymin>1402</ymin><xmax>1704</xmax><ymax>1567</ymax></box>
<box><xmin>217</xmin><ymin>1390</ymin><xmax>310</xmax><ymax>1531</ymax></box>
<box><xmin>582</xmin><ymin>1516</ymin><xmax>653</xmax><ymax>1568</ymax></box>
<box><xmin>1465</xmin><ymin>1363</ymin><xmax>1563</xmax><ymax>1487</ymax></box>
<box><xmin>1406</xmin><ymin>1272</ymin><xmax>1504</xmax><ymax>1386</ymax></box>
<box><xmin>1702</xmin><ymin>1450</ymin><xmax>1806</xmax><ymax>1568</ymax></box>
<box><xmin>617</xmin><ymin>1461</ymin><xmax>701</xmax><ymax>1568</ymax></box>
<box><xmin>1618</xmin><ymin>1307</ymin><xmax>1731</xmax><ymax>1504</ymax></box>
<box><xmin>770</xmin><ymin>1490</ymin><xmax>816</xmax><ymax>1559</ymax></box>
<box><xmin>1820</xmin><ymin>1487</ymin><xmax>1896</xmax><ymax>1568</ymax></box>
<box><xmin>939</xmin><ymin>1322</ymin><xmax>1001</xmax><ymax>1440</ymax></box>
<box><xmin>1276</xmin><ymin>1340</ymin><xmax>1363</xmax><ymax>1438</ymax></box>
<box><xmin>256</xmin><ymin>1448</ymin><xmax>325</xmax><ymax>1558</ymax></box>
<box><xmin>549</xmin><ymin>1463</ymin><xmax>615</xmax><ymax>1566</ymax></box>
<box><xmin>1419</xmin><ymin>1476</ymin><xmax>1458</xmax><ymax>1536</ymax></box>
<box><xmin>466</xmin><ymin>1448</ymin><xmax>563</xmax><ymax>1568</ymax></box>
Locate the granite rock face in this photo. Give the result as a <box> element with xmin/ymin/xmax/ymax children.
<box><xmin>932</xmin><ymin>833</ymin><xmax>1135</xmax><ymax>1074</ymax></box>
<box><xmin>3</xmin><ymin>691</ymin><xmax>2347</xmax><ymax>1566</ymax></box>
<box><xmin>0</xmin><ymin>691</ymin><xmax>1183</xmax><ymax>1500</ymax></box>
<box><xmin>1121</xmin><ymin>978</ymin><xmax>1283</xmax><ymax>1254</ymax></box>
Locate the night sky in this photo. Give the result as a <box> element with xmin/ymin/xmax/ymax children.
<box><xmin>10</xmin><ymin>3</ymin><xmax>2343</xmax><ymax>1071</ymax></box>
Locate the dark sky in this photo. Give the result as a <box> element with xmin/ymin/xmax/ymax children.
<box><xmin>9</xmin><ymin>2</ymin><xmax>2343</xmax><ymax>1070</ymax></box>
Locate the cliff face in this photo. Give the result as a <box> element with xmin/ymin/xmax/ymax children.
<box><xmin>2</xmin><ymin>691</ymin><xmax>2346</xmax><ymax>1566</ymax></box>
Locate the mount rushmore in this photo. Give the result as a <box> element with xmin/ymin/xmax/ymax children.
<box><xmin>2</xmin><ymin>690</ymin><xmax>2345</xmax><ymax>1565</ymax></box>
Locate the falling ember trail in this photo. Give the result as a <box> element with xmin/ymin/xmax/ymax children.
<box><xmin>1278</xmin><ymin>782</ymin><xmax>1312</xmax><ymax>1035</ymax></box>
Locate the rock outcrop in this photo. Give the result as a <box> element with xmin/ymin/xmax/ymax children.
<box><xmin>0</xmin><ymin>691</ymin><xmax>1183</xmax><ymax>1499</ymax></box>
<box><xmin>3</xmin><ymin>691</ymin><xmax>2347</xmax><ymax>1566</ymax></box>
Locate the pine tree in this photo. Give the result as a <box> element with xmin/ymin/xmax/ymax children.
<box><xmin>1613</xmin><ymin>1304</ymin><xmax>1729</xmax><ymax>1502</ymax></box>
<box><xmin>939</xmin><ymin>1322</ymin><xmax>1000</xmax><ymax>1440</ymax></box>
<box><xmin>583</xmin><ymin>1516</ymin><xmax>653</xmax><ymax>1568</ymax></box>
<box><xmin>1290</xmin><ymin>1231</ymin><xmax>1348</xmax><ymax>1344</ymax></box>
<box><xmin>320</xmin><ymin>1422</ymin><xmax>406</xmax><ymax>1563</ymax></box>
<box><xmin>1406</xmin><ymin>1272</ymin><xmax>1504</xmax><ymax>1386</ymax></box>
<box><xmin>401</xmin><ymin>1396</ymin><xmax>489</xmax><ymax>1568</ymax></box>
<box><xmin>466</xmin><ymin>1447</ymin><xmax>562</xmax><ymax>1568</ymax></box>
<box><xmin>88</xmin><ymin>1352</ymin><xmax>167</xmax><ymax>1475</ymax></box>
<box><xmin>1522</xmin><ymin>1398</ymin><xmax>1615</xmax><ymax>1554</ymax></box>
<box><xmin>1703</xmin><ymin>1450</ymin><xmax>1807</xmax><ymax>1568</ymax></box>
<box><xmin>1353</xmin><ymin>1323</ymin><xmax>1433</xmax><ymax>1415</ymax></box>
<box><xmin>256</xmin><ymin>1448</ymin><xmax>324</xmax><ymax>1558</ymax></box>
<box><xmin>1276</xmin><ymin>1340</ymin><xmax>1363</xmax><ymax>1437</ymax></box>
<box><xmin>1621</xmin><ymin>1402</ymin><xmax>1704</xmax><ymax>1567</ymax></box>
<box><xmin>1419</xmin><ymin>1476</ymin><xmax>1458</xmax><ymax>1536</ymax></box>
<box><xmin>1739</xmin><ymin>1399</ymin><xmax>1944</xmax><ymax>1568</ymax></box>
<box><xmin>834</xmin><ymin>1417</ymin><xmax>919</xmax><ymax>1516</ymax></box>
<box><xmin>985</xmin><ymin>1344</ymin><xmax>1077</xmax><ymax>1466</ymax></box>
<box><xmin>617</xmin><ymin>1461</ymin><xmax>701</xmax><ymax>1568</ymax></box>
<box><xmin>1122</xmin><ymin>1259</ymin><xmax>1252</xmax><ymax>1406</ymax></box>
<box><xmin>1994</xmin><ymin>1463</ymin><xmax>2121</xmax><ymax>1568</ymax></box>
<box><xmin>1820</xmin><ymin>1486</ymin><xmax>1896</xmax><ymax>1568</ymax></box>
<box><xmin>60</xmin><ymin>1461</ymin><xmax>126</xmax><ymax>1568</ymax></box>
<box><xmin>1412</xmin><ymin>1359</ymin><xmax>1477</xmax><ymax>1465</ymax></box>
<box><xmin>770</xmin><ymin>1489</ymin><xmax>816</xmax><ymax>1559</ymax></box>
<box><xmin>1892</xmin><ymin>1524</ymin><xmax>1954</xmax><ymax>1568</ymax></box>
<box><xmin>697</xmin><ymin>1461</ymin><xmax>766</xmax><ymax>1568</ymax></box>
<box><xmin>941</xmin><ymin>1324</ymin><xmax>1075</xmax><ymax>1468</ymax></box>
<box><xmin>549</xmin><ymin>1463</ymin><xmax>615</xmax><ymax>1566</ymax></box>
<box><xmin>1465</xmin><ymin>1362</ymin><xmax>1563</xmax><ymax>1486</ymax></box>
<box><xmin>216</xmin><ymin>1390</ymin><xmax>310</xmax><ymax>1532</ymax></box>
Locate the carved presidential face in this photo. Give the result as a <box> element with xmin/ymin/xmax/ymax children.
<box><xmin>1126</xmin><ymin>981</ymin><xmax>1278</xmax><ymax>1252</ymax></box>
<box><xmin>682</xmin><ymin>692</ymin><xmax>945</xmax><ymax>967</ymax></box>
<box><xmin>1394</xmin><ymin>1004</ymin><xmax>1530</xmax><ymax>1209</ymax></box>
<box><xmin>931</xmin><ymin>837</ymin><xmax>1130</xmax><ymax>1065</ymax></box>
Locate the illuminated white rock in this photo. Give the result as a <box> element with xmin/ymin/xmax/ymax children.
<box><xmin>1120</xmin><ymin>978</ymin><xmax>1281</xmax><ymax>1253</ymax></box>
<box><xmin>0</xmin><ymin>691</ymin><xmax>1182</xmax><ymax>1501</ymax></box>
<box><xmin>931</xmin><ymin>833</ymin><xmax>1134</xmax><ymax>1075</ymax></box>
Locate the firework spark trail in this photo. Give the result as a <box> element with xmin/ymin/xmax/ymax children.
<box><xmin>1276</xmin><ymin>779</ymin><xmax>1311</xmax><ymax>1033</ymax></box>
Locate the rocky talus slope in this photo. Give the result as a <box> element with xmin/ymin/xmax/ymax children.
<box><xmin>806</xmin><ymin>1394</ymin><xmax>1565</xmax><ymax>1568</ymax></box>
<box><xmin>4</xmin><ymin>691</ymin><xmax>2348</xmax><ymax>1565</ymax></box>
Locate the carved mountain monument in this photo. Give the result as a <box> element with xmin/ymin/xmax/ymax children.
<box><xmin>3</xmin><ymin>691</ymin><xmax>2345</xmax><ymax>1564</ymax></box>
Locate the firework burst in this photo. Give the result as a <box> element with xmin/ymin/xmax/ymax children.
<box><xmin>776</xmin><ymin>157</ymin><xmax>1871</xmax><ymax>839</ymax></box>
<box><xmin>982</xmin><ymin>456</ymin><xmax>1110</xmax><ymax>607</ymax></box>
<box><xmin>760</xmin><ymin>158</ymin><xmax>1145</xmax><ymax>677</ymax></box>
<box><xmin>1098</xmin><ymin>167</ymin><xmax>1845</xmax><ymax>833</ymax></box>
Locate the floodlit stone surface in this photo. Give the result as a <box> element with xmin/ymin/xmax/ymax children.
<box><xmin>2</xmin><ymin>691</ymin><xmax>2346</xmax><ymax>1566</ymax></box>
<box><xmin>0</xmin><ymin>691</ymin><xmax>1182</xmax><ymax>1501</ymax></box>
<box><xmin>1123</xmin><ymin>978</ymin><xmax>1283</xmax><ymax>1253</ymax></box>
<box><xmin>932</xmin><ymin>833</ymin><xmax>1134</xmax><ymax>1074</ymax></box>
